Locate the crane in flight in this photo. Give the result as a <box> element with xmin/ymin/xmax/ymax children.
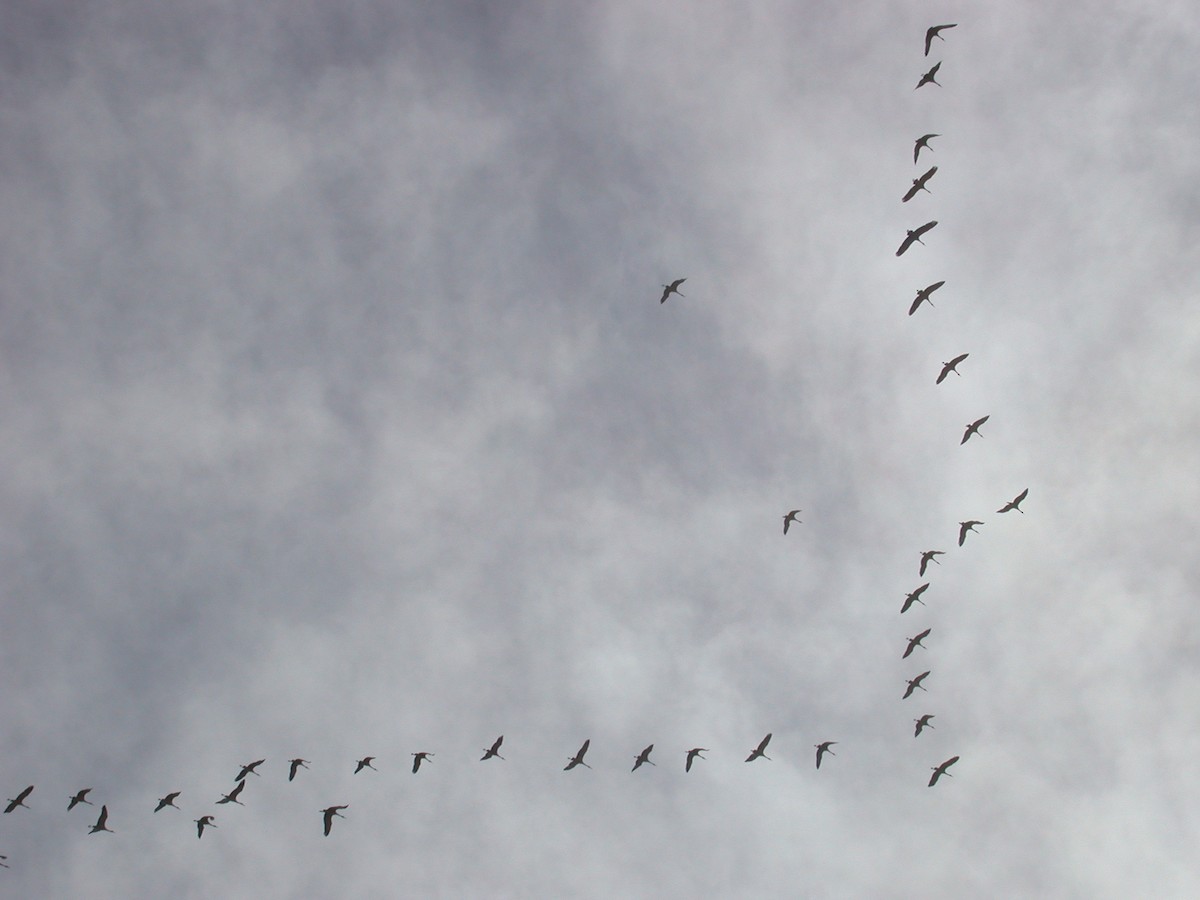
<box><xmin>925</xmin><ymin>24</ymin><xmax>958</xmax><ymax>56</ymax></box>
<box><xmin>928</xmin><ymin>755</ymin><xmax>959</xmax><ymax>786</ymax></box>
<box><xmin>234</xmin><ymin>759</ymin><xmax>265</xmax><ymax>781</ymax></box>
<box><xmin>288</xmin><ymin>759</ymin><xmax>310</xmax><ymax>782</ymax></box>
<box><xmin>997</xmin><ymin>488</ymin><xmax>1029</xmax><ymax>514</ymax></box>
<box><xmin>961</xmin><ymin>415</ymin><xmax>989</xmax><ymax>444</ymax></box>
<box><xmin>322</xmin><ymin>805</ymin><xmax>349</xmax><ymax>836</ymax></box>
<box><xmin>632</xmin><ymin>745</ymin><xmax>655</xmax><ymax>771</ymax></box>
<box><xmin>901</xmin><ymin>583</ymin><xmax>930</xmax><ymax>614</ymax></box>
<box><xmin>154</xmin><ymin>792</ymin><xmax>181</xmax><ymax>812</ymax></box>
<box><xmin>909</xmin><ymin>280</ymin><xmax>944</xmax><ymax>315</ymax></box>
<box><xmin>903</xmin><ymin>628</ymin><xmax>932</xmax><ymax>659</ymax></box>
<box><xmin>67</xmin><ymin>789</ymin><xmax>93</xmax><ymax>811</ymax></box>
<box><xmin>783</xmin><ymin>509</ymin><xmax>802</xmax><ymax>534</ymax></box>
<box><xmin>0</xmin><ymin>854</ymin><xmax>8</xmax><ymax>868</ymax></box>
<box><xmin>918</xmin><ymin>550</ymin><xmax>944</xmax><ymax>576</ymax></box>
<box><xmin>3</xmin><ymin>786</ymin><xmax>33</xmax><ymax>814</ymax></box>
<box><xmin>937</xmin><ymin>353</ymin><xmax>969</xmax><ymax>384</ymax></box>
<box><xmin>216</xmin><ymin>781</ymin><xmax>246</xmax><ymax>806</ymax></box>
<box><xmin>913</xmin><ymin>133</ymin><xmax>939</xmax><ymax>164</ymax></box>
<box><xmin>87</xmin><ymin>805</ymin><xmax>113</xmax><ymax>834</ymax></box>
<box><xmin>913</xmin><ymin>714</ymin><xmax>935</xmax><ymax>737</ymax></box>
<box><xmin>915</xmin><ymin>61</ymin><xmax>942</xmax><ymax>89</ymax></box>
<box><xmin>896</xmin><ymin>221</ymin><xmax>937</xmax><ymax>256</ymax></box>
<box><xmin>958</xmin><ymin>520</ymin><xmax>983</xmax><ymax>546</ymax></box>
<box><xmin>685</xmin><ymin>748</ymin><xmax>708</xmax><ymax>772</ymax></box>
<box><xmin>745</xmin><ymin>733</ymin><xmax>773</xmax><ymax>762</ymax></box>
<box><xmin>411</xmin><ymin>752</ymin><xmax>434</xmax><ymax>773</ymax></box>
<box><xmin>354</xmin><ymin>757</ymin><xmax>377</xmax><ymax>774</ymax></box>
<box><xmin>481</xmin><ymin>736</ymin><xmax>505</xmax><ymax>761</ymax></box>
<box><xmin>903</xmin><ymin>671</ymin><xmax>931</xmax><ymax>699</ymax></box>
<box><xmin>814</xmin><ymin>742</ymin><xmax>838</xmax><ymax>769</ymax></box>
<box><xmin>195</xmin><ymin>815</ymin><xmax>216</xmax><ymax>839</ymax></box>
<box><xmin>660</xmin><ymin>278</ymin><xmax>686</xmax><ymax>304</ymax></box>
<box><xmin>564</xmin><ymin>740</ymin><xmax>592</xmax><ymax>771</ymax></box>
<box><xmin>903</xmin><ymin>166</ymin><xmax>938</xmax><ymax>202</ymax></box>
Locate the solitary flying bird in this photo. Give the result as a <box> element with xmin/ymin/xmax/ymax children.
<box><xmin>913</xmin><ymin>714</ymin><xmax>935</xmax><ymax>737</ymax></box>
<box><xmin>154</xmin><ymin>792</ymin><xmax>181</xmax><ymax>812</ymax></box>
<box><xmin>909</xmin><ymin>280</ymin><xmax>944</xmax><ymax>315</ymax></box>
<box><xmin>915</xmin><ymin>61</ymin><xmax>942</xmax><ymax>89</ymax></box>
<box><xmin>632</xmin><ymin>745</ymin><xmax>656</xmax><ymax>771</ymax></box>
<box><xmin>896</xmin><ymin>221</ymin><xmax>937</xmax><ymax>256</ymax></box>
<box><xmin>958</xmin><ymin>520</ymin><xmax>983</xmax><ymax>546</ymax></box>
<box><xmin>901</xmin><ymin>583</ymin><xmax>930</xmax><ymax>614</ymax></box>
<box><xmin>88</xmin><ymin>805</ymin><xmax>113</xmax><ymax>834</ymax></box>
<box><xmin>815</xmin><ymin>742</ymin><xmax>837</xmax><ymax>769</ymax></box>
<box><xmin>903</xmin><ymin>671</ymin><xmax>931</xmax><ymax>699</ymax></box>
<box><xmin>903</xmin><ymin>628</ymin><xmax>932</xmax><ymax>659</ymax></box>
<box><xmin>783</xmin><ymin>509</ymin><xmax>802</xmax><ymax>534</ymax></box>
<box><xmin>288</xmin><ymin>759</ymin><xmax>309</xmax><ymax>782</ymax></box>
<box><xmin>354</xmin><ymin>757</ymin><xmax>377</xmax><ymax>774</ymax></box>
<box><xmin>998</xmin><ymin>488</ymin><xmax>1029</xmax><ymax>514</ymax></box>
<box><xmin>3</xmin><ymin>786</ymin><xmax>33</xmax><ymax>814</ymax></box>
<box><xmin>925</xmin><ymin>23</ymin><xmax>957</xmax><ymax>56</ymax></box>
<box><xmin>685</xmin><ymin>748</ymin><xmax>708</xmax><ymax>772</ymax></box>
<box><xmin>235</xmin><ymin>759</ymin><xmax>265</xmax><ymax>781</ymax></box>
<box><xmin>411</xmin><ymin>752</ymin><xmax>434</xmax><ymax>773</ymax></box>
<box><xmin>481</xmin><ymin>736</ymin><xmax>505</xmax><ymax>761</ymax></box>
<box><xmin>913</xmin><ymin>133</ymin><xmax>940</xmax><ymax>164</ymax></box>
<box><xmin>961</xmin><ymin>415</ymin><xmax>989</xmax><ymax>444</ymax></box>
<box><xmin>216</xmin><ymin>781</ymin><xmax>245</xmax><ymax>806</ymax></box>
<box><xmin>660</xmin><ymin>278</ymin><xmax>686</xmax><ymax>304</ymax></box>
<box><xmin>195</xmin><ymin>815</ymin><xmax>216</xmax><ymax>839</ymax></box>
<box><xmin>745</xmin><ymin>733</ymin><xmax>773</xmax><ymax>762</ymax></box>
<box><xmin>321</xmin><ymin>805</ymin><xmax>348</xmax><ymax>836</ymax></box>
<box><xmin>67</xmin><ymin>789</ymin><xmax>93</xmax><ymax>811</ymax></box>
<box><xmin>918</xmin><ymin>550</ymin><xmax>944</xmax><ymax>576</ymax></box>
<box><xmin>937</xmin><ymin>353</ymin><xmax>969</xmax><ymax>384</ymax></box>
<box><xmin>564</xmin><ymin>740</ymin><xmax>592</xmax><ymax>771</ymax></box>
<box><xmin>903</xmin><ymin>166</ymin><xmax>938</xmax><ymax>202</ymax></box>
<box><xmin>928</xmin><ymin>755</ymin><xmax>960</xmax><ymax>786</ymax></box>
<box><xmin>0</xmin><ymin>855</ymin><xmax>8</xmax><ymax>868</ymax></box>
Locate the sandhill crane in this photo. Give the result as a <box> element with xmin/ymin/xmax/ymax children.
<box><xmin>914</xmin><ymin>133</ymin><xmax>939</xmax><ymax>164</ymax></box>
<box><xmin>815</xmin><ymin>741</ymin><xmax>837</xmax><ymax>769</ymax></box>
<box><xmin>154</xmin><ymin>792</ymin><xmax>181</xmax><ymax>812</ymax></box>
<box><xmin>288</xmin><ymin>759</ymin><xmax>309</xmax><ymax>782</ymax></box>
<box><xmin>0</xmin><ymin>854</ymin><xmax>7</xmax><ymax>868</ymax></box>
<box><xmin>67</xmin><ymin>789</ymin><xmax>93</xmax><ymax>811</ymax></box>
<box><xmin>685</xmin><ymin>748</ymin><xmax>708</xmax><ymax>772</ymax></box>
<box><xmin>481</xmin><ymin>736</ymin><xmax>505</xmax><ymax>761</ymax></box>
<box><xmin>903</xmin><ymin>628</ymin><xmax>932</xmax><ymax>659</ymax></box>
<box><xmin>961</xmin><ymin>415</ymin><xmax>989</xmax><ymax>444</ymax></box>
<box><xmin>745</xmin><ymin>733</ymin><xmax>773</xmax><ymax>762</ymax></box>
<box><xmin>783</xmin><ymin>509</ymin><xmax>802</xmax><ymax>534</ymax></box>
<box><xmin>998</xmin><ymin>488</ymin><xmax>1029</xmax><ymax>514</ymax></box>
<box><xmin>903</xmin><ymin>166</ymin><xmax>938</xmax><ymax>202</ymax></box>
<box><xmin>411</xmin><ymin>752</ymin><xmax>434</xmax><ymax>773</ymax></box>
<box><xmin>919</xmin><ymin>550</ymin><xmax>944</xmax><ymax>576</ymax></box>
<box><xmin>909</xmin><ymin>280</ymin><xmax>944</xmax><ymax>315</ymax></box>
<box><xmin>896</xmin><ymin>221</ymin><xmax>937</xmax><ymax>256</ymax></box>
<box><xmin>925</xmin><ymin>24</ymin><xmax>957</xmax><ymax>56</ymax></box>
<box><xmin>901</xmin><ymin>583</ymin><xmax>930</xmax><ymax>614</ymax></box>
<box><xmin>928</xmin><ymin>755</ymin><xmax>959</xmax><ymax>786</ymax></box>
<box><xmin>564</xmin><ymin>740</ymin><xmax>592</xmax><ymax>771</ymax></box>
<box><xmin>354</xmin><ymin>757</ymin><xmax>377</xmax><ymax>774</ymax></box>
<box><xmin>235</xmin><ymin>759</ymin><xmax>265</xmax><ymax>781</ymax></box>
<box><xmin>914</xmin><ymin>714</ymin><xmax>935</xmax><ymax>737</ymax></box>
<box><xmin>915</xmin><ymin>61</ymin><xmax>942</xmax><ymax>89</ymax></box>
<box><xmin>660</xmin><ymin>278</ymin><xmax>686</xmax><ymax>304</ymax></box>
<box><xmin>903</xmin><ymin>671</ymin><xmax>931</xmax><ymax>699</ymax></box>
<box><xmin>3</xmin><ymin>786</ymin><xmax>33</xmax><ymax>814</ymax></box>
<box><xmin>216</xmin><ymin>781</ymin><xmax>245</xmax><ymax>806</ymax></box>
<box><xmin>937</xmin><ymin>353</ymin><xmax>969</xmax><ymax>384</ymax></box>
<box><xmin>632</xmin><ymin>744</ymin><xmax>655</xmax><ymax>771</ymax></box>
<box><xmin>958</xmin><ymin>520</ymin><xmax>983</xmax><ymax>546</ymax></box>
<box><xmin>87</xmin><ymin>805</ymin><xmax>113</xmax><ymax>834</ymax></box>
<box><xmin>321</xmin><ymin>805</ymin><xmax>348</xmax><ymax>836</ymax></box>
<box><xmin>195</xmin><ymin>815</ymin><xmax>216</xmax><ymax>838</ymax></box>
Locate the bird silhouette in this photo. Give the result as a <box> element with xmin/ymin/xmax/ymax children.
<box><xmin>998</xmin><ymin>488</ymin><xmax>1029</xmax><ymax>514</ymax></box>
<box><xmin>913</xmin><ymin>714</ymin><xmax>935</xmax><ymax>737</ymax></box>
<box><xmin>154</xmin><ymin>792</ymin><xmax>181</xmax><ymax>812</ymax></box>
<box><xmin>234</xmin><ymin>759</ymin><xmax>265</xmax><ymax>781</ymax></box>
<box><xmin>928</xmin><ymin>755</ymin><xmax>959</xmax><ymax>786</ymax></box>
<box><xmin>904</xmin><ymin>671</ymin><xmax>931</xmax><ymax>699</ymax></box>
<box><xmin>321</xmin><ymin>805</ymin><xmax>348</xmax><ymax>836</ymax></box>
<box><xmin>354</xmin><ymin>757</ymin><xmax>377</xmax><ymax>774</ymax></box>
<box><xmin>903</xmin><ymin>166</ymin><xmax>938</xmax><ymax>202</ymax></box>
<box><xmin>745</xmin><ymin>733</ymin><xmax>773</xmax><ymax>762</ymax></box>
<box><xmin>937</xmin><ymin>353</ymin><xmax>969</xmax><ymax>384</ymax></box>
<box><xmin>901</xmin><ymin>583</ymin><xmax>930</xmax><ymax>614</ymax></box>
<box><xmin>195</xmin><ymin>815</ymin><xmax>216</xmax><ymax>838</ymax></box>
<box><xmin>288</xmin><ymin>759</ymin><xmax>309</xmax><ymax>782</ymax></box>
<box><xmin>915</xmin><ymin>61</ymin><xmax>942</xmax><ymax>89</ymax></box>
<box><xmin>924</xmin><ymin>24</ymin><xmax>957</xmax><ymax>56</ymax></box>
<box><xmin>0</xmin><ymin>854</ymin><xmax>8</xmax><ymax>868</ymax></box>
<box><xmin>909</xmin><ymin>280</ymin><xmax>945</xmax><ymax>315</ymax></box>
<box><xmin>660</xmin><ymin>278</ymin><xmax>686</xmax><ymax>304</ymax></box>
<box><xmin>632</xmin><ymin>744</ymin><xmax>656</xmax><ymax>771</ymax></box>
<box><xmin>216</xmin><ymin>781</ymin><xmax>245</xmax><ymax>806</ymax></box>
<box><xmin>903</xmin><ymin>628</ymin><xmax>932</xmax><ymax>659</ymax></box>
<box><xmin>67</xmin><ymin>789</ymin><xmax>93</xmax><ymax>811</ymax></box>
<box><xmin>3</xmin><ymin>786</ymin><xmax>33</xmax><ymax>814</ymax></box>
<box><xmin>783</xmin><ymin>509</ymin><xmax>802</xmax><ymax>534</ymax></box>
<box><xmin>896</xmin><ymin>221</ymin><xmax>937</xmax><ymax>256</ymax></box>
<box><xmin>481</xmin><ymin>736</ymin><xmax>505</xmax><ymax>761</ymax></box>
<box><xmin>815</xmin><ymin>741</ymin><xmax>838</xmax><ymax>769</ymax></box>
<box><xmin>961</xmin><ymin>415</ymin><xmax>989</xmax><ymax>444</ymax></box>
<box><xmin>87</xmin><ymin>805</ymin><xmax>113</xmax><ymax>834</ymax></box>
<box><xmin>564</xmin><ymin>740</ymin><xmax>592</xmax><ymax>771</ymax></box>
<box><xmin>685</xmin><ymin>748</ymin><xmax>708</xmax><ymax>772</ymax></box>
<box><xmin>411</xmin><ymin>752</ymin><xmax>434</xmax><ymax>773</ymax></box>
<box><xmin>913</xmin><ymin>133</ymin><xmax>940</xmax><ymax>164</ymax></box>
<box><xmin>958</xmin><ymin>520</ymin><xmax>983</xmax><ymax>546</ymax></box>
<box><xmin>918</xmin><ymin>550</ymin><xmax>944</xmax><ymax>576</ymax></box>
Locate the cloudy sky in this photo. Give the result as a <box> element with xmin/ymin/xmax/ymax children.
<box><xmin>3</xmin><ymin>1</ymin><xmax>1200</xmax><ymax>896</ymax></box>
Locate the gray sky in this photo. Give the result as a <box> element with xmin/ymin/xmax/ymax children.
<box><xmin>3</xmin><ymin>1</ymin><xmax>1200</xmax><ymax>896</ymax></box>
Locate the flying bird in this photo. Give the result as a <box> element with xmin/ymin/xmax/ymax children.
<box><xmin>902</xmin><ymin>166</ymin><xmax>938</xmax><ymax>202</ymax></box>
<box><xmin>154</xmin><ymin>792</ymin><xmax>181</xmax><ymax>812</ymax></box>
<box><xmin>903</xmin><ymin>628</ymin><xmax>932</xmax><ymax>659</ymax></box>
<box><xmin>998</xmin><ymin>488</ymin><xmax>1029</xmax><ymax>514</ymax></box>
<box><xmin>564</xmin><ymin>740</ymin><xmax>592</xmax><ymax>771</ymax></box>
<box><xmin>0</xmin><ymin>855</ymin><xmax>8</xmax><ymax>868</ymax></box>
<box><xmin>925</xmin><ymin>23</ymin><xmax>958</xmax><ymax>56</ymax></box>
<box><xmin>411</xmin><ymin>752</ymin><xmax>434</xmax><ymax>773</ymax></box>
<box><xmin>918</xmin><ymin>550</ymin><xmax>944</xmax><ymax>576</ymax></box>
<box><xmin>3</xmin><ymin>786</ymin><xmax>33</xmax><ymax>814</ymax></box>
<box><xmin>909</xmin><ymin>280</ymin><xmax>944</xmax><ymax>315</ymax></box>
<box><xmin>745</xmin><ymin>733</ymin><xmax>773</xmax><ymax>762</ymax></box>
<box><xmin>321</xmin><ymin>805</ymin><xmax>348</xmax><ymax>837</ymax></box>
<box><xmin>928</xmin><ymin>755</ymin><xmax>960</xmax><ymax>786</ymax></box>
<box><xmin>815</xmin><ymin>742</ymin><xmax>837</xmax><ymax>769</ymax></box>
<box><xmin>783</xmin><ymin>509</ymin><xmax>802</xmax><ymax>534</ymax></box>
<box><xmin>914</xmin><ymin>714</ymin><xmax>935</xmax><ymax>737</ymax></box>
<box><xmin>67</xmin><ymin>789</ymin><xmax>93</xmax><ymax>811</ymax></box>
<box><xmin>958</xmin><ymin>520</ymin><xmax>983</xmax><ymax>546</ymax></box>
<box><xmin>632</xmin><ymin>745</ymin><xmax>656</xmax><ymax>771</ymax></box>
<box><xmin>896</xmin><ymin>221</ymin><xmax>937</xmax><ymax>256</ymax></box>
<box><xmin>915</xmin><ymin>61</ymin><xmax>942</xmax><ymax>89</ymax></box>
<box><xmin>195</xmin><ymin>815</ymin><xmax>216</xmax><ymax>838</ymax></box>
<box><xmin>913</xmin><ymin>133</ymin><xmax>939</xmax><ymax>164</ymax></box>
<box><xmin>903</xmin><ymin>671</ymin><xmax>931</xmax><ymax>699</ymax></box>
<box><xmin>354</xmin><ymin>757</ymin><xmax>377</xmax><ymax>774</ymax></box>
<box><xmin>216</xmin><ymin>781</ymin><xmax>245</xmax><ymax>806</ymax></box>
<box><xmin>901</xmin><ymin>583</ymin><xmax>930</xmax><ymax>614</ymax></box>
<box><xmin>936</xmin><ymin>353</ymin><xmax>969</xmax><ymax>384</ymax></box>
<box><xmin>961</xmin><ymin>415</ymin><xmax>989</xmax><ymax>444</ymax></box>
<box><xmin>481</xmin><ymin>736</ymin><xmax>505</xmax><ymax>761</ymax></box>
<box><xmin>685</xmin><ymin>748</ymin><xmax>708</xmax><ymax>772</ymax></box>
<box><xmin>288</xmin><ymin>759</ymin><xmax>309</xmax><ymax>782</ymax></box>
<box><xmin>234</xmin><ymin>759</ymin><xmax>265</xmax><ymax>781</ymax></box>
<box><xmin>659</xmin><ymin>278</ymin><xmax>686</xmax><ymax>304</ymax></box>
<box><xmin>88</xmin><ymin>805</ymin><xmax>113</xmax><ymax>834</ymax></box>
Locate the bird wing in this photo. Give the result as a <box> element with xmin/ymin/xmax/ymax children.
<box><xmin>492</xmin><ymin>736</ymin><xmax>504</xmax><ymax>752</ymax></box>
<box><xmin>412</xmin><ymin>756</ymin><xmax>421</xmax><ymax>774</ymax></box>
<box><xmin>916</xmin><ymin>628</ymin><xmax>932</xmax><ymax>642</ymax></box>
<box><xmin>896</xmin><ymin>234</ymin><xmax>915</xmax><ymax>256</ymax></box>
<box><xmin>924</xmin><ymin>28</ymin><xmax>934</xmax><ymax>56</ymax></box>
<box><xmin>974</xmin><ymin>415</ymin><xmax>989</xmax><ymax>428</ymax></box>
<box><xmin>950</xmin><ymin>352</ymin><xmax>968</xmax><ymax>368</ymax></box>
<box><xmin>903</xmin><ymin>183</ymin><xmax>920</xmax><ymax>203</ymax></box>
<box><xmin>659</xmin><ymin>286</ymin><xmax>671</xmax><ymax>303</ymax></box>
<box><xmin>920</xmin><ymin>165</ymin><xmax>938</xmax><ymax>184</ymax></box>
<box><xmin>672</xmin><ymin>279</ymin><xmax>686</xmax><ymax>290</ymax></box>
<box><xmin>18</xmin><ymin>786</ymin><xmax>33</xmax><ymax>803</ymax></box>
<box><xmin>1013</xmin><ymin>488</ymin><xmax>1029</xmax><ymax>504</ymax></box>
<box><xmin>936</xmin><ymin>363</ymin><xmax>951</xmax><ymax>384</ymax></box>
<box><xmin>579</xmin><ymin>739</ymin><xmax>590</xmax><ymax>758</ymax></box>
<box><xmin>916</xmin><ymin>220</ymin><xmax>937</xmax><ymax>238</ymax></box>
<box><xmin>323</xmin><ymin>809</ymin><xmax>334</xmax><ymax>835</ymax></box>
<box><xmin>96</xmin><ymin>806</ymin><xmax>108</xmax><ymax>829</ymax></box>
